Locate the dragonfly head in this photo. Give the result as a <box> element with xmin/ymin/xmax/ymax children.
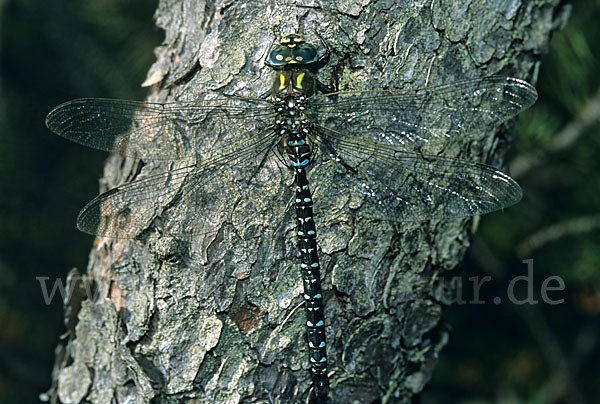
<box><xmin>266</xmin><ymin>33</ymin><xmax>319</xmax><ymax>69</ymax></box>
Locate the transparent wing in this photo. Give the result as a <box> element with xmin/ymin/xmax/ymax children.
<box><xmin>46</xmin><ymin>97</ymin><xmax>275</xmax><ymax>160</ymax></box>
<box><xmin>311</xmin><ymin>76</ymin><xmax>537</xmax><ymax>154</ymax></box>
<box><xmin>311</xmin><ymin>125</ymin><xmax>522</xmax><ymax>222</ymax></box>
<box><xmin>77</xmin><ymin>127</ymin><xmax>280</xmax><ymax>238</ymax></box>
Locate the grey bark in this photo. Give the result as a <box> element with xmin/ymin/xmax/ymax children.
<box><xmin>48</xmin><ymin>1</ymin><xmax>566</xmax><ymax>403</ymax></box>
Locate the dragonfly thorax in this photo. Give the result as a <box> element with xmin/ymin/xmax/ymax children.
<box><xmin>272</xmin><ymin>71</ymin><xmax>317</xmax><ymax>98</ymax></box>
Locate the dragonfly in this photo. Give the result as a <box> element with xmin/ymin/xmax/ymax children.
<box><xmin>46</xmin><ymin>33</ymin><xmax>537</xmax><ymax>403</ymax></box>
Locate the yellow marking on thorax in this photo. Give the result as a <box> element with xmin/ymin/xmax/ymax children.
<box><xmin>296</xmin><ymin>72</ymin><xmax>305</xmax><ymax>90</ymax></box>
<box><xmin>279</xmin><ymin>73</ymin><xmax>286</xmax><ymax>91</ymax></box>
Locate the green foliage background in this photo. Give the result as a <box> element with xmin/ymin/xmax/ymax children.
<box><xmin>0</xmin><ymin>0</ymin><xmax>598</xmax><ymax>403</ymax></box>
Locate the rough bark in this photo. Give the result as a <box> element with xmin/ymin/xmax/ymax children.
<box><xmin>48</xmin><ymin>1</ymin><xmax>566</xmax><ymax>403</ymax></box>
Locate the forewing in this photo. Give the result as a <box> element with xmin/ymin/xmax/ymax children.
<box><xmin>311</xmin><ymin>76</ymin><xmax>537</xmax><ymax>154</ymax></box>
<box><xmin>46</xmin><ymin>97</ymin><xmax>275</xmax><ymax>160</ymax></box>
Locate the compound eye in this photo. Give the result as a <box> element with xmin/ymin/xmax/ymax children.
<box><xmin>293</xmin><ymin>44</ymin><xmax>318</xmax><ymax>64</ymax></box>
<box><xmin>268</xmin><ymin>46</ymin><xmax>292</xmax><ymax>66</ymax></box>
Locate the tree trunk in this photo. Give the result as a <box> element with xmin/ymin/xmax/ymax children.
<box><xmin>48</xmin><ymin>1</ymin><xmax>565</xmax><ymax>403</ymax></box>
